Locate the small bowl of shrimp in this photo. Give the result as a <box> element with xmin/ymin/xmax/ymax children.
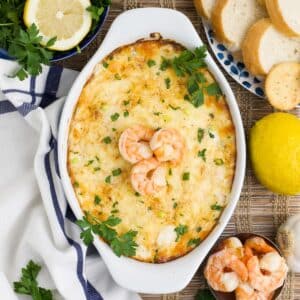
<box><xmin>204</xmin><ymin>233</ymin><xmax>288</xmax><ymax>300</ymax></box>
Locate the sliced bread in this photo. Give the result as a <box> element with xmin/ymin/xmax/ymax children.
<box><xmin>242</xmin><ymin>18</ymin><xmax>300</xmax><ymax>76</ymax></box>
<box><xmin>265</xmin><ymin>62</ymin><xmax>300</xmax><ymax>110</ymax></box>
<box><xmin>194</xmin><ymin>0</ymin><xmax>216</xmax><ymax>19</ymax></box>
<box><xmin>257</xmin><ymin>0</ymin><xmax>265</xmax><ymax>7</ymax></box>
<box><xmin>211</xmin><ymin>0</ymin><xmax>266</xmax><ymax>51</ymax></box>
<box><xmin>265</xmin><ymin>0</ymin><xmax>300</xmax><ymax>37</ymax></box>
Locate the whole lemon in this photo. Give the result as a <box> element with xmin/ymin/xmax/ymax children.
<box><xmin>250</xmin><ymin>112</ymin><xmax>300</xmax><ymax>195</ymax></box>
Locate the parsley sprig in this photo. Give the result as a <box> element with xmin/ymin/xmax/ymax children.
<box><xmin>76</xmin><ymin>213</ymin><xmax>138</xmax><ymax>257</ymax></box>
<box><xmin>14</xmin><ymin>260</ymin><xmax>53</xmax><ymax>300</ymax></box>
<box><xmin>87</xmin><ymin>0</ymin><xmax>111</xmax><ymax>30</ymax></box>
<box><xmin>160</xmin><ymin>46</ymin><xmax>222</xmax><ymax>107</ymax></box>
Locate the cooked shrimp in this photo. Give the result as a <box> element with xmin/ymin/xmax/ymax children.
<box><xmin>149</xmin><ymin>128</ymin><xmax>185</xmax><ymax>165</ymax></box>
<box><xmin>235</xmin><ymin>283</ymin><xmax>273</xmax><ymax>300</ymax></box>
<box><xmin>247</xmin><ymin>255</ymin><xmax>288</xmax><ymax>293</ymax></box>
<box><xmin>204</xmin><ymin>249</ymin><xmax>248</xmax><ymax>292</ymax></box>
<box><xmin>218</xmin><ymin>237</ymin><xmax>244</xmax><ymax>259</ymax></box>
<box><xmin>130</xmin><ymin>157</ymin><xmax>166</xmax><ymax>195</ymax></box>
<box><xmin>243</xmin><ymin>237</ymin><xmax>276</xmax><ymax>264</ymax></box>
<box><xmin>119</xmin><ymin>125</ymin><xmax>155</xmax><ymax>163</ymax></box>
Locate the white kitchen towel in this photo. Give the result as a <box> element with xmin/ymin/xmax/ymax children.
<box><xmin>0</xmin><ymin>59</ymin><xmax>141</xmax><ymax>300</ymax></box>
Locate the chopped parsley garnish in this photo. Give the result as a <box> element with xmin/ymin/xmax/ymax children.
<box><xmin>198</xmin><ymin>149</ymin><xmax>207</xmax><ymax>161</ymax></box>
<box><xmin>164</xmin><ymin>77</ymin><xmax>171</xmax><ymax>89</ymax></box>
<box><xmin>14</xmin><ymin>260</ymin><xmax>53</xmax><ymax>299</ymax></box>
<box><xmin>169</xmin><ymin>168</ymin><xmax>173</xmax><ymax>176</ymax></box>
<box><xmin>211</xmin><ymin>204</ymin><xmax>223</xmax><ymax>211</ymax></box>
<box><xmin>153</xmin><ymin>112</ymin><xmax>162</xmax><ymax>116</ymax></box>
<box><xmin>74</xmin><ymin>181</ymin><xmax>79</xmax><ymax>188</ymax></box>
<box><xmin>197</xmin><ymin>128</ymin><xmax>204</xmax><ymax>143</ymax></box>
<box><xmin>94</xmin><ymin>167</ymin><xmax>101</xmax><ymax>172</ymax></box>
<box><xmin>182</xmin><ymin>172</ymin><xmax>190</xmax><ymax>181</ymax></box>
<box><xmin>147</xmin><ymin>59</ymin><xmax>156</xmax><ymax>67</ymax></box>
<box><xmin>85</xmin><ymin>159</ymin><xmax>94</xmax><ymax>166</ymax></box>
<box><xmin>206</xmin><ymin>82</ymin><xmax>222</xmax><ymax>97</ymax></box>
<box><xmin>187</xmin><ymin>238</ymin><xmax>201</xmax><ymax>247</ymax></box>
<box><xmin>214</xmin><ymin>158</ymin><xmax>224</xmax><ymax>166</ymax></box>
<box><xmin>135</xmin><ymin>192</ymin><xmax>141</xmax><ymax>197</ymax></box>
<box><xmin>76</xmin><ymin>214</ymin><xmax>138</xmax><ymax>257</ymax></box>
<box><xmin>209</xmin><ymin>131</ymin><xmax>215</xmax><ymax>138</ymax></box>
<box><xmin>102</xmin><ymin>136</ymin><xmax>112</xmax><ymax>144</ymax></box>
<box><xmin>174</xmin><ymin>224</ymin><xmax>188</xmax><ymax>241</ymax></box>
<box><xmin>160</xmin><ymin>46</ymin><xmax>212</xmax><ymax>108</ymax></box>
<box><xmin>112</xmin><ymin>168</ymin><xmax>122</xmax><ymax>176</ymax></box>
<box><xmin>169</xmin><ymin>104</ymin><xmax>180</xmax><ymax>110</ymax></box>
<box><xmin>173</xmin><ymin>202</ymin><xmax>178</xmax><ymax>209</ymax></box>
<box><xmin>123</xmin><ymin>100</ymin><xmax>130</xmax><ymax>106</ymax></box>
<box><xmin>123</xmin><ymin>110</ymin><xmax>129</xmax><ymax>117</ymax></box>
<box><xmin>112</xmin><ymin>128</ymin><xmax>117</xmax><ymax>132</ymax></box>
<box><xmin>209</xmin><ymin>113</ymin><xmax>215</xmax><ymax>119</ymax></box>
<box><xmin>196</xmin><ymin>226</ymin><xmax>202</xmax><ymax>232</ymax></box>
<box><xmin>105</xmin><ymin>175</ymin><xmax>111</xmax><ymax>183</ymax></box>
<box><xmin>114</xmin><ymin>73</ymin><xmax>121</xmax><ymax>80</ymax></box>
<box><xmin>110</xmin><ymin>113</ymin><xmax>120</xmax><ymax>121</ymax></box>
<box><xmin>102</xmin><ymin>61</ymin><xmax>109</xmax><ymax>68</ymax></box>
<box><xmin>94</xmin><ymin>195</ymin><xmax>101</xmax><ymax>205</ymax></box>
<box><xmin>111</xmin><ymin>209</ymin><xmax>119</xmax><ymax>214</ymax></box>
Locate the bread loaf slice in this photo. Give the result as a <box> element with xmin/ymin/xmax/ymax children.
<box><xmin>211</xmin><ymin>0</ymin><xmax>266</xmax><ymax>51</ymax></box>
<box><xmin>242</xmin><ymin>18</ymin><xmax>300</xmax><ymax>76</ymax></box>
<box><xmin>194</xmin><ymin>0</ymin><xmax>216</xmax><ymax>19</ymax></box>
<box><xmin>265</xmin><ymin>0</ymin><xmax>300</xmax><ymax>37</ymax></box>
<box><xmin>265</xmin><ymin>62</ymin><xmax>300</xmax><ymax>110</ymax></box>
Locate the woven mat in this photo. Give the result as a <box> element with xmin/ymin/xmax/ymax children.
<box><xmin>57</xmin><ymin>0</ymin><xmax>300</xmax><ymax>299</ymax></box>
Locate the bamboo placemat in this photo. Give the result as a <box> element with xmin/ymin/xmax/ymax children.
<box><xmin>57</xmin><ymin>0</ymin><xmax>300</xmax><ymax>299</ymax></box>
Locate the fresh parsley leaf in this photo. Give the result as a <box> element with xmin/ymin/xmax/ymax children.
<box><xmin>87</xmin><ymin>0</ymin><xmax>111</xmax><ymax>30</ymax></box>
<box><xmin>160</xmin><ymin>56</ymin><xmax>170</xmax><ymax>70</ymax></box>
<box><xmin>123</xmin><ymin>100</ymin><xmax>130</xmax><ymax>106</ymax></box>
<box><xmin>214</xmin><ymin>158</ymin><xmax>224</xmax><ymax>166</ymax></box>
<box><xmin>102</xmin><ymin>61</ymin><xmax>109</xmax><ymax>68</ymax></box>
<box><xmin>174</xmin><ymin>224</ymin><xmax>188</xmax><ymax>241</ymax></box>
<box><xmin>198</xmin><ymin>149</ymin><xmax>207</xmax><ymax>161</ymax></box>
<box><xmin>102</xmin><ymin>136</ymin><xmax>112</xmax><ymax>144</ymax></box>
<box><xmin>14</xmin><ymin>260</ymin><xmax>53</xmax><ymax>300</ymax></box>
<box><xmin>110</xmin><ymin>113</ymin><xmax>120</xmax><ymax>121</ymax></box>
<box><xmin>112</xmin><ymin>168</ymin><xmax>122</xmax><ymax>176</ymax></box>
<box><xmin>76</xmin><ymin>214</ymin><xmax>138</xmax><ymax>257</ymax></box>
<box><xmin>195</xmin><ymin>289</ymin><xmax>215</xmax><ymax>300</ymax></box>
<box><xmin>197</xmin><ymin>128</ymin><xmax>204</xmax><ymax>143</ymax></box>
<box><xmin>187</xmin><ymin>238</ymin><xmax>201</xmax><ymax>247</ymax></box>
<box><xmin>211</xmin><ymin>204</ymin><xmax>223</xmax><ymax>211</ymax></box>
<box><xmin>209</xmin><ymin>131</ymin><xmax>215</xmax><ymax>139</ymax></box>
<box><xmin>110</xmin><ymin>230</ymin><xmax>138</xmax><ymax>257</ymax></box>
<box><xmin>147</xmin><ymin>59</ymin><xmax>156</xmax><ymax>67</ymax></box>
<box><xmin>206</xmin><ymin>82</ymin><xmax>222</xmax><ymax>97</ymax></box>
<box><xmin>123</xmin><ymin>110</ymin><xmax>129</xmax><ymax>117</ymax></box>
<box><xmin>182</xmin><ymin>172</ymin><xmax>190</xmax><ymax>181</ymax></box>
<box><xmin>105</xmin><ymin>175</ymin><xmax>111</xmax><ymax>183</ymax></box>
<box><xmin>168</xmin><ymin>104</ymin><xmax>180</xmax><ymax>110</ymax></box>
<box><xmin>114</xmin><ymin>73</ymin><xmax>121</xmax><ymax>80</ymax></box>
<box><xmin>164</xmin><ymin>77</ymin><xmax>171</xmax><ymax>89</ymax></box>
<box><xmin>94</xmin><ymin>195</ymin><xmax>101</xmax><ymax>205</ymax></box>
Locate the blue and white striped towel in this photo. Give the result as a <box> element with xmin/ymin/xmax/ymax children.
<box><xmin>0</xmin><ymin>59</ymin><xmax>141</xmax><ymax>300</ymax></box>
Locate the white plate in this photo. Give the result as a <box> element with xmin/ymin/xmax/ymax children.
<box><xmin>202</xmin><ymin>19</ymin><xmax>266</xmax><ymax>98</ymax></box>
<box><xmin>58</xmin><ymin>8</ymin><xmax>246</xmax><ymax>294</ymax></box>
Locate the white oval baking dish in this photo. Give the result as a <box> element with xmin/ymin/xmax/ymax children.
<box><xmin>58</xmin><ymin>8</ymin><xmax>246</xmax><ymax>294</ymax></box>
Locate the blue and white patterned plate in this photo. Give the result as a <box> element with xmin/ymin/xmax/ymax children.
<box><xmin>202</xmin><ymin>19</ymin><xmax>265</xmax><ymax>98</ymax></box>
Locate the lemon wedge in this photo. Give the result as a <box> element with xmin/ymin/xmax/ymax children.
<box><xmin>23</xmin><ymin>0</ymin><xmax>92</xmax><ymax>51</ymax></box>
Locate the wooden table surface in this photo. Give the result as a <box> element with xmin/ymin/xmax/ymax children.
<box><xmin>57</xmin><ymin>1</ymin><xmax>300</xmax><ymax>299</ymax></box>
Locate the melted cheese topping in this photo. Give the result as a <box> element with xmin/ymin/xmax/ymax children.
<box><xmin>68</xmin><ymin>39</ymin><xmax>236</xmax><ymax>263</ymax></box>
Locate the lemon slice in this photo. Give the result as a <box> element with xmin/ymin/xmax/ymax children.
<box><xmin>24</xmin><ymin>0</ymin><xmax>92</xmax><ymax>51</ymax></box>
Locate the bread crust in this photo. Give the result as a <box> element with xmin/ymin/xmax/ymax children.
<box><xmin>211</xmin><ymin>0</ymin><xmax>233</xmax><ymax>46</ymax></box>
<box><xmin>265</xmin><ymin>0</ymin><xmax>300</xmax><ymax>37</ymax></box>
<box><xmin>242</xmin><ymin>18</ymin><xmax>271</xmax><ymax>76</ymax></box>
<box><xmin>194</xmin><ymin>0</ymin><xmax>210</xmax><ymax>19</ymax></box>
<box><xmin>265</xmin><ymin>62</ymin><xmax>300</xmax><ymax>110</ymax></box>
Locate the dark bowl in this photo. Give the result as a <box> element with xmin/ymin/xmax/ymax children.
<box><xmin>0</xmin><ymin>6</ymin><xmax>109</xmax><ymax>62</ymax></box>
<box><xmin>206</xmin><ymin>233</ymin><xmax>285</xmax><ymax>300</ymax></box>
